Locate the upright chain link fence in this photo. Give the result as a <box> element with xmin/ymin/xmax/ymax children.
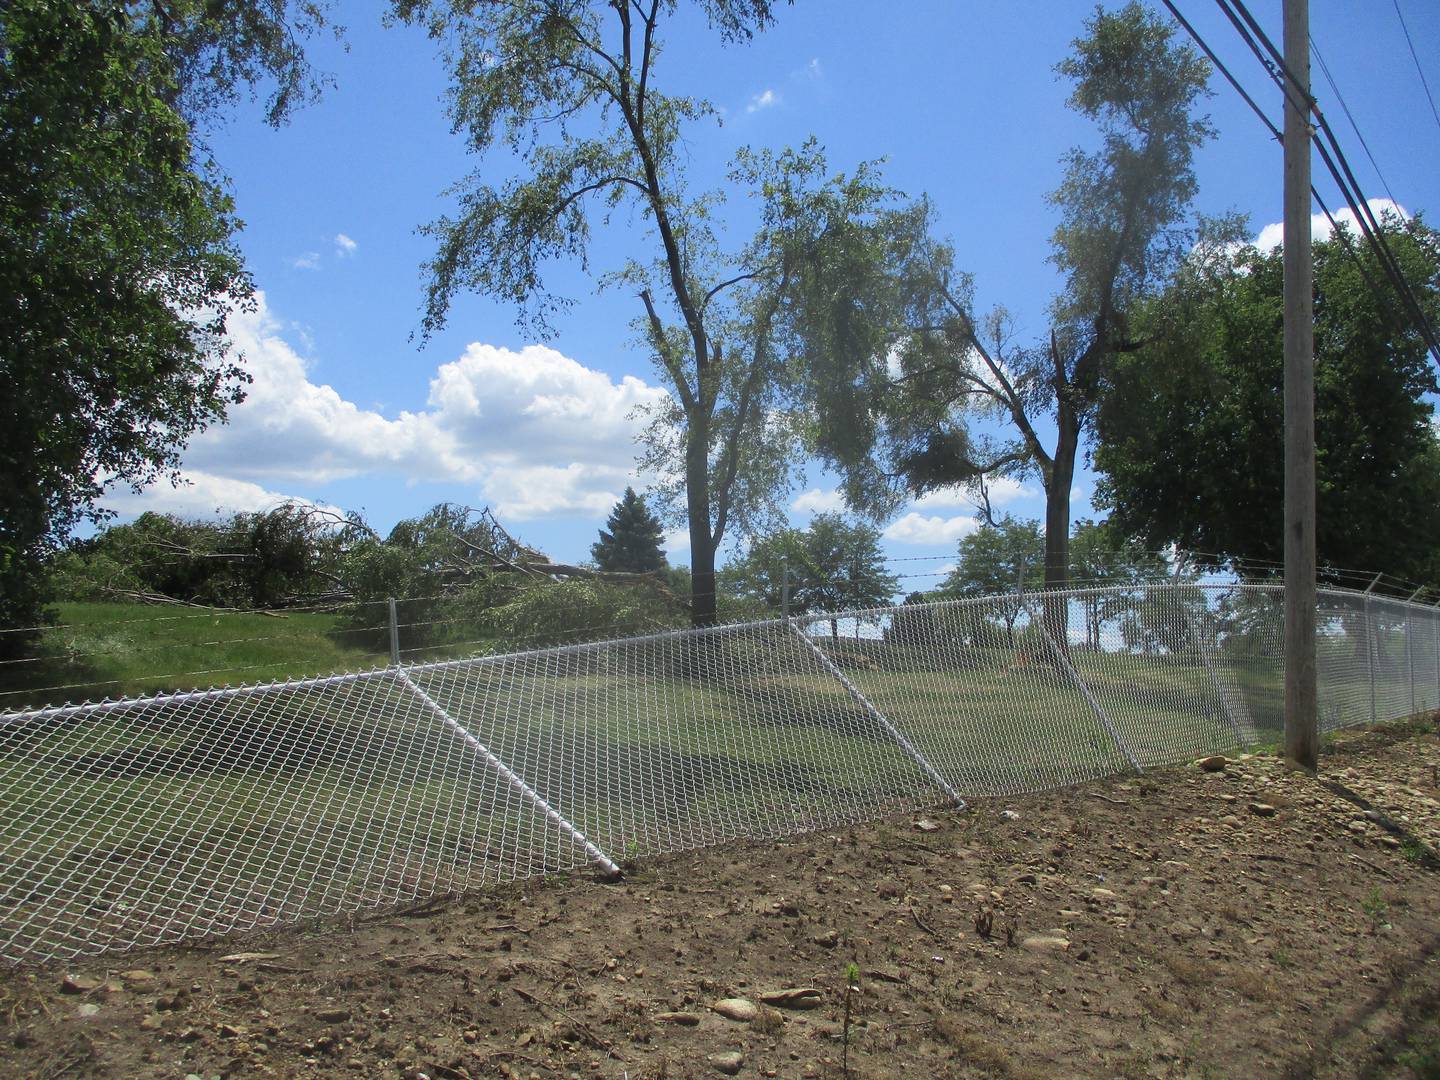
<box><xmin>2</xmin><ymin>581</ymin><xmax>1436</xmax><ymax>965</ymax></box>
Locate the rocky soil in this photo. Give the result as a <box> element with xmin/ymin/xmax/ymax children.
<box><xmin>4</xmin><ymin>715</ymin><xmax>1440</xmax><ymax>1080</ymax></box>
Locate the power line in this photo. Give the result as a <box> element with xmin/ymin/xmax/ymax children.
<box><xmin>1213</xmin><ymin>0</ymin><xmax>1440</xmax><ymax>369</ymax></box>
<box><xmin>1392</xmin><ymin>0</ymin><xmax>1440</xmax><ymax>137</ymax></box>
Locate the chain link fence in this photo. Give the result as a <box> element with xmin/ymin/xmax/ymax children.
<box><xmin>2</xmin><ymin>581</ymin><xmax>1436</xmax><ymax>964</ymax></box>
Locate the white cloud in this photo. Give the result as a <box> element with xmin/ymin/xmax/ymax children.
<box><xmin>1254</xmin><ymin>198</ymin><xmax>1409</xmax><ymax>253</ymax></box>
<box><xmin>102</xmin><ymin>470</ymin><xmax>339</xmax><ymax>520</ymax></box>
<box><xmin>791</xmin><ymin>487</ymin><xmax>847</xmax><ymax>514</ymax></box>
<box><xmin>883</xmin><ymin>512</ymin><xmax>981</xmax><ymax>545</ymax></box>
<box><xmin>663</xmin><ymin>528</ymin><xmax>691</xmax><ymax>558</ymax></box>
<box><xmin>334</xmin><ymin>233</ymin><xmax>357</xmax><ymax>257</ymax></box>
<box><xmin>288</xmin><ymin>252</ymin><xmax>321</xmax><ymax>271</ymax></box>
<box><xmin>746</xmin><ymin>88</ymin><xmax>779</xmax><ymax>113</ymax></box>
<box><xmin>911</xmin><ymin>477</ymin><xmax>1036</xmax><ymax>512</ymax></box>
<box><xmin>114</xmin><ymin>292</ymin><xmax>673</xmax><ymax>522</ymax></box>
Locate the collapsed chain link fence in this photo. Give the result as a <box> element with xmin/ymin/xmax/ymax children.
<box><xmin>2</xmin><ymin>581</ymin><xmax>1437</xmax><ymax>965</ymax></box>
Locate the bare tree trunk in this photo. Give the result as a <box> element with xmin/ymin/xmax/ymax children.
<box><xmin>1042</xmin><ymin>406</ymin><xmax>1079</xmax><ymax>651</ymax></box>
<box><xmin>686</xmin><ymin>415</ymin><xmax>717</xmax><ymax>628</ymax></box>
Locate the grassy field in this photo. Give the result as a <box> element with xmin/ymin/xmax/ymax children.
<box><xmin>0</xmin><ymin>602</ymin><xmax>390</xmax><ymax>711</ymax></box>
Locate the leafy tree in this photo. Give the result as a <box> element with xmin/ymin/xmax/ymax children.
<box><xmin>722</xmin><ymin>513</ymin><xmax>898</xmax><ymax>639</ymax></box>
<box><xmin>803</xmin><ymin>3</ymin><xmax>1213</xmax><ymax>599</ymax></box>
<box><xmin>0</xmin><ymin>0</ymin><xmax>331</xmax><ymax>650</ymax></box>
<box><xmin>1093</xmin><ymin>217</ymin><xmax>1440</xmax><ymax>585</ymax></box>
<box><xmin>396</xmin><ymin>0</ymin><xmax>920</xmax><ymax>627</ymax></box>
<box><xmin>939</xmin><ymin>516</ymin><xmax>1045</xmax><ymax>646</ymax></box>
<box><xmin>591</xmin><ymin>488</ymin><xmax>667</xmax><ymax>574</ymax></box>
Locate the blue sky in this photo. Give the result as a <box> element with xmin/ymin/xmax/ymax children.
<box><xmin>102</xmin><ymin>0</ymin><xmax>1440</xmax><ymax>586</ymax></box>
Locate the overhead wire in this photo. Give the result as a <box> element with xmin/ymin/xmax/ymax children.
<box><xmin>1391</xmin><ymin>0</ymin><xmax>1440</xmax><ymax>138</ymax></box>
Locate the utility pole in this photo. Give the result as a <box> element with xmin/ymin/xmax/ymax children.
<box><xmin>1283</xmin><ymin>0</ymin><xmax>1318</xmax><ymax>770</ymax></box>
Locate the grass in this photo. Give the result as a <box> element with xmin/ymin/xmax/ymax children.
<box><xmin>0</xmin><ymin>598</ymin><xmax>1429</xmax><ymax>965</ymax></box>
<box><xmin>0</xmin><ymin>602</ymin><xmax>389</xmax><ymax>711</ymax></box>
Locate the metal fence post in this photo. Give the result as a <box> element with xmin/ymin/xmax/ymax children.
<box><xmin>1173</xmin><ymin>558</ymin><xmax>1251</xmax><ymax>747</ymax></box>
<box><xmin>1407</xmin><ymin>587</ymin><xmax>1423</xmax><ymax>716</ymax></box>
<box><xmin>1364</xmin><ymin>574</ymin><xmax>1381</xmax><ymax>724</ymax></box>
<box><xmin>393</xmin><ymin>669</ymin><xmax>622</xmax><ymax>878</ymax></box>
<box><xmin>1016</xmin><ymin>585</ymin><xmax>1142</xmax><ymax>774</ymax></box>
<box><xmin>388</xmin><ymin>598</ymin><xmax>401</xmax><ymax>667</ymax></box>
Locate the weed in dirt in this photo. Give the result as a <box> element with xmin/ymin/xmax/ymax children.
<box><xmin>1393</xmin><ymin>1034</ymin><xmax>1440</xmax><ymax>1079</ymax></box>
<box><xmin>842</xmin><ymin>961</ymin><xmax>861</xmax><ymax>1078</ymax></box>
<box><xmin>1232</xmin><ymin>969</ymin><xmax>1275</xmax><ymax>1001</ymax></box>
<box><xmin>1273</xmin><ymin>945</ymin><xmax>1294</xmax><ymax>969</ymax></box>
<box><xmin>974</xmin><ymin>904</ymin><xmax>994</xmax><ymax>939</ymax></box>
<box><xmin>1161</xmin><ymin>952</ymin><xmax>1211</xmax><ymax>987</ymax></box>
<box><xmin>1403</xmin><ymin>839</ymin><xmax>1428</xmax><ymax>864</ymax></box>
<box><xmin>754</xmin><ymin>1004</ymin><xmax>784</xmax><ymax>1036</ymax></box>
<box><xmin>1364</xmin><ymin>886</ymin><xmax>1393</xmax><ymax>929</ymax></box>
<box><xmin>933</xmin><ymin>1016</ymin><xmax>1019</xmax><ymax>1074</ymax></box>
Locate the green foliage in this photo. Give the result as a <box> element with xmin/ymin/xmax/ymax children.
<box><xmin>591</xmin><ymin>488</ymin><xmax>667</xmax><ymax>574</ymax></box>
<box><xmin>1094</xmin><ymin>217</ymin><xmax>1440</xmax><ymax>584</ymax></box>
<box><xmin>801</xmin><ymin>3</ymin><xmax>1213</xmax><ymax>590</ymax></box>
<box><xmin>468</xmin><ymin>577</ymin><xmax>688</xmax><ymax>650</ymax></box>
<box><xmin>938</xmin><ymin>516</ymin><xmax>1045</xmax><ymax>646</ymax></box>
<box><xmin>0</xmin><ymin>0</ymin><xmax>331</xmax><ymax>649</ymax></box>
<box><xmin>721</xmin><ymin>514</ymin><xmax>898</xmax><ymax>636</ymax></box>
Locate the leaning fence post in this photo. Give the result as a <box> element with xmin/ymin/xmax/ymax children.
<box><xmin>1173</xmin><ymin>556</ymin><xmax>1251</xmax><ymax>747</ymax></box>
<box><xmin>388</xmin><ymin>598</ymin><xmax>401</xmax><ymax>667</ymax></box>
<box><xmin>1364</xmin><ymin>574</ymin><xmax>1382</xmax><ymax>724</ymax></box>
<box><xmin>787</xmin><ymin>623</ymin><xmax>965</xmax><ymax>808</ymax></box>
<box><xmin>393</xmin><ymin>669</ymin><xmax>622</xmax><ymax>878</ymax></box>
<box><xmin>1017</xmin><ymin>582</ymin><xmax>1142</xmax><ymax>774</ymax></box>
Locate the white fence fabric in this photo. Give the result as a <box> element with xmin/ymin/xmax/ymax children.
<box><xmin>1</xmin><ymin>582</ymin><xmax>1436</xmax><ymax>965</ymax></box>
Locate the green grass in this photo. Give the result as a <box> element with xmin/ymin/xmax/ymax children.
<box><xmin>0</xmin><ymin>602</ymin><xmax>389</xmax><ymax>711</ymax></box>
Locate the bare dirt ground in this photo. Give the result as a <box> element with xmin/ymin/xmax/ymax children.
<box><xmin>5</xmin><ymin>716</ymin><xmax>1440</xmax><ymax>1080</ymax></box>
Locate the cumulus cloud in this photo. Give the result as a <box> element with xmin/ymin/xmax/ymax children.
<box><xmin>288</xmin><ymin>252</ymin><xmax>321</xmax><ymax>271</ymax></box>
<box><xmin>882</xmin><ymin>512</ymin><xmax>981</xmax><ymax>545</ymax></box>
<box><xmin>746</xmin><ymin>88</ymin><xmax>779</xmax><ymax>113</ymax></box>
<box><xmin>334</xmin><ymin>233</ymin><xmax>357</xmax><ymax>257</ymax></box>
<box><xmin>911</xmin><ymin>477</ymin><xmax>1037</xmax><ymax>512</ymax></box>
<box><xmin>791</xmin><ymin>487</ymin><xmax>848</xmax><ymax>514</ymax></box>
<box><xmin>102</xmin><ymin>470</ymin><xmax>340</xmax><ymax>520</ymax></box>
<box><xmin>1254</xmin><ymin>198</ymin><xmax>1409</xmax><ymax>253</ymax></box>
<box><xmin>119</xmin><ymin>292</ymin><xmax>672</xmax><ymax>521</ymax></box>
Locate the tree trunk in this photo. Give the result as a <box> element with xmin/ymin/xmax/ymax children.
<box><xmin>686</xmin><ymin>413</ymin><xmax>717</xmax><ymax>628</ymax></box>
<box><xmin>1042</xmin><ymin>404</ymin><xmax>1080</xmax><ymax>651</ymax></box>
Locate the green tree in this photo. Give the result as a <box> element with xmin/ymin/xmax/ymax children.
<box><xmin>722</xmin><ymin>513</ymin><xmax>898</xmax><ymax>639</ymax></box>
<box><xmin>396</xmin><ymin>0</ymin><xmax>919</xmax><ymax>627</ymax></box>
<box><xmin>1093</xmin><ymin>216</ymin><xmax>1440</xmax><ymax>584</ymax></box>
<box><xmin>940</xmin><ymin>516</ymin><xmax>1045</xmax><ymax>646</ymax></box>
<box><xmin>591</xmin><ymin>488</ymin><xmax>667</xmax><ymax>574</ymax></box>
<box><xmin>0</xmin><ymin>0</ymin><xmax>331</xmax><ymax>649</ymax></box>
<box><xmin>803</xmin><ymin>3</ymin><xmax>1213</xmax><ymax>601</ymax></box>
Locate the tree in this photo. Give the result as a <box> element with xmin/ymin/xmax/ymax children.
<box><xmin>0</xmin><ymin>0</ymin><xmax>332</xmax><ymax>649</ymax></box>
<box><xmin>803</xmin><ymin>3</ymin><xmax>1213</xmax><ymax>600</ymax></box>
<box><xmin>1093</xmin><ymin>217</ymin><xmax>1440</xmax><ymax>585</ymax></box>
<box><xmin>939</xmin><ymin>516</ymin><xmax>1045</xmax><ymax>646</ymax></box>
<box><xmin>722</xmin><ymin>513</ymin><xmax>898</xmax><ymax>639</ymax></box>
<box><xmin>591</xmin><ymin>488</ymin><xmax>667</xmax><ymax>574</ymax></box>
<box><xmin>396</xmin><ymin>0</ymin><xmax>919</xmax><ymax>627</ymax></box>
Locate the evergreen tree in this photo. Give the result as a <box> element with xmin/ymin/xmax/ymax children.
<box><xmin>591</xmin><ymin>489</ymin><xmax>668</xmax><ymax>574</ymax></box>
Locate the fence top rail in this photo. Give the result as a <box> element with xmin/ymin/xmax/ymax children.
<box><xmin>3</xmin><ymin>579</ymin><xmax>1433</xmax><ymax>726</ymax></box>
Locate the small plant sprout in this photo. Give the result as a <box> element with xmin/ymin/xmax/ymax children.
<box><xmin>842</xmin><ymin>961</ymin><xmax>861</xmax><ymax>1078</ymax></box>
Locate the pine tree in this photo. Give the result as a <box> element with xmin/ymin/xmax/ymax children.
<box><xmin>591</xmin><ymin>488</ymin><xmax>667</xmax><ymax>574</ymax></box>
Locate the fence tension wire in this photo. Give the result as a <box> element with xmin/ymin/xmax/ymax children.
<box><xmin>392</xmin><ymin>668</ymin><xmax>623</xmax><ymax>879</ymax></box>
<box><xmin>788</xmin><ymin>621</ymin><xmax>966</xmax><ymax>809</ymax></box>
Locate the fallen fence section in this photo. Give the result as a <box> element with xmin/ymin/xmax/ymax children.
<box><xmin>1</xmin><ymin>583</ymin><xmax>1435</xmax><ymax>964</ymax></box>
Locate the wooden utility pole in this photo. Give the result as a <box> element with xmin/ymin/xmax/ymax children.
<box><xmin>1283</xmin><ymin>0</ymin><xmax>1318</xmax><ymax>770</ymax></box>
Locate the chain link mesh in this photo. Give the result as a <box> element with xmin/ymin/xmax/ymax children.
<box><xmin>1</xmin><ymin>582</ymin><xmax>1436</xmax><ymax>964</ymax></box>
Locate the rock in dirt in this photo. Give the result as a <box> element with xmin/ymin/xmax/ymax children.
<box><xmin>315</xmin><ymin>1008</ymin><xmax>351</xmax><ymax>1024</ymax></box>
<box><xmin>1021</xmin><ymin>935</ymin><xmax>1071</xmax><ymax>952</ymax></box>
<box><xmin>1198</xmin><ymin>755</ymin><xmax>1229</xmax><ymax>772</ymax></box>
<box><xmin>76</xmin><ymin>1003</ymin><xmax>100</xmax><ymax>1018</ymax></box>
<box><xmin>1348</xmin><ymin>820</ymin><xmax>1369</xmax><ymax>835</ymax></box>
<box><xmin>757</xmin><ymin>987</ymin><xmax>823</xmax><ymax>1010</ymax></box>
<box><xmin>714</xmin><ymin>998</ymin><xmax>758</xmax><ymax>1022</ymax></box>
<box><xmin>119</xmin><ymin>970</ymin><xmax>155</xmax><ymax>986</ymax></box>
<box><xmin>61</xmin><ymin>974</ymin><xmax>102</xmax><ymax>994</ymax></box>
<box><xmin>1000</xmin><ymin>809</ymin><xmax>1022</xmax><ymax>821</ymax></box>
<box><xmin>1249</xmin><ymin>802</ymin><xmax>1278</xmax><ymax>817</ymax></box>
<box><xmin>656</xmin><ymin>1011</ymin><xmax>702</xmax><ymax>1026</ymax></box>
<box><xmin>709</xmin><ymin>1050</ymin><xmax>744</xmax><ymax>1074</ymax></box>
<box><xmin>914</xmin><ymin>818</ymin><xmax>942</xmax><ymax>832</ymax></box>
